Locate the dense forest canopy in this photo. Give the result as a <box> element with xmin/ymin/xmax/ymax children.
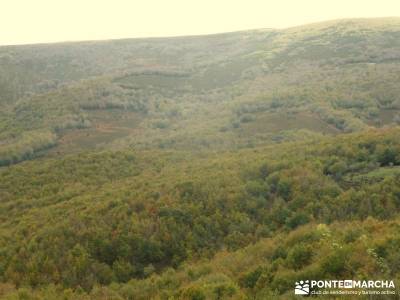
<box><xmin>0</xmin><ymin>18</ymin><xmax>400</xmax><ymax>299</ymax></box>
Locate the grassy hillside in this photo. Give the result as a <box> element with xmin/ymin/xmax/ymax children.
<box><xmin>1</xmin><ymin>18</ymin><xmax>400</xmax><ymax>299</ymax></box>
<box><xmin>1</xmin><ymin>18</ymin><xmax>400</xmax><ymax>165</ymax></box>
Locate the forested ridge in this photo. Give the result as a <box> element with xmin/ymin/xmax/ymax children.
<box><xmin>1</xmin><ymin>18</ymin><xmax>400</xmax><ymax>299</ymax></box>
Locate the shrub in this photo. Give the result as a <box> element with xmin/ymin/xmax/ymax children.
<box><xmin>286</xmin><ymin>244</ymin><xmax>313</xmax><ymax>270</ymax></box>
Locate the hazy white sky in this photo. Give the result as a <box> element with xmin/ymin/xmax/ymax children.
<box><xmin>1</xmin><ymin>0</ymin><xmax>400</xmax><ymax>45</ymax></box>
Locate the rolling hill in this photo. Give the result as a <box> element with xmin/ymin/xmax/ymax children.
<box><xmin>0</xmin><ymin>18</ymin><xmax>400</xmax><ymax>299</ymax></box>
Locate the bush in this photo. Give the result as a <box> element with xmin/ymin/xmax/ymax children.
<box><xmin>153</xmin><ymin>120</ymin><xmax>169</xmax><ymax>129</ymax></box>
<box><xmin>181</xmin><ymin>286</ymin><xmax>206</xmax><ymax>300</ymax></box>
<box><xmin>245</xmin><ymin>180</ymin><xmax>270</xmax><ymax>198</ymax></box>
<box><xmin>320</xmin><ymin>248</ymin><xmax>349</xmax><ymax>277</ymax></box>
<box><xmin>377</xmin><ymin>146</ymin><xmax>399</xmax><ymax>166</ymax></box>
<box><xmin>286</xmin><ymin>213</ymin><xmax>310</xmax><ymax>230</ymax></box>
<box><xmin>286</xmin><ymin>244</ymin><xmax>313</xmax><ymax>270</ymax></box>
<box><xmin>240</xmin><ymin>114</ymin><xmax>255</xmax><ymax>123</ymax></box>
<box><xmin>213</xmin><ymin>283</ymin><xmax>237</xmax><ymax>299</ymax></box>
<box><xmin>240</xmin><ymin>267</ymin><xmax>263</xmax><ymax>288</ymax></box>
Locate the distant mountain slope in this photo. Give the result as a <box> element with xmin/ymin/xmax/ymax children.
<box><xmin>1</xmin><ymin>18</ymin><xmax>400</xmax><ymax>166</ymax></box>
